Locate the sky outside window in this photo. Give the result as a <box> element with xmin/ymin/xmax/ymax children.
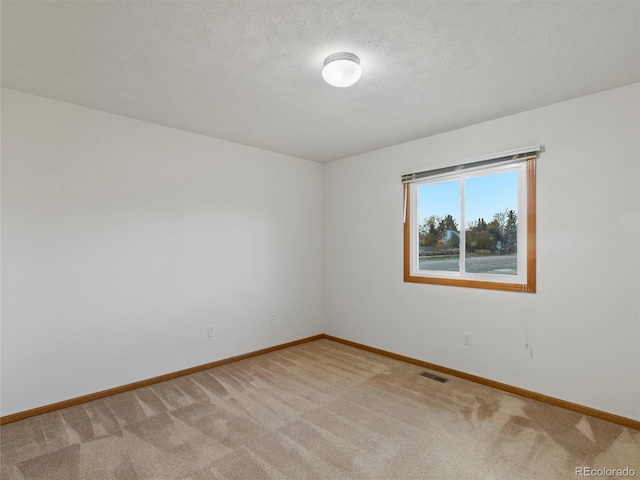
<box><xmin>418</xmin><ymin>171</ymin><xmax>517</xmax><ymax>226</ymax></box>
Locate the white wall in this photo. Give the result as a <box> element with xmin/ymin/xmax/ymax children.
<box><xmin>3</xmin><ymin>84</ymin><xmax>639</xmax><ymax>422</ymax></box>
<box><xmin>1</xmin><ymin>89</ymin><xmax>324</xmax><ymax>416</ymax></box>
<box><xmin>324</xmin><ymin>84</ymin><xmax>640</xmax><ymax>421</ymax></box>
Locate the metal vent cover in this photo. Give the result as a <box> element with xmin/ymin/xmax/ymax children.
<box><xmin>420</xmin><ymin>371</ymin><xmax>448</xmax><ymax>383</ymax></box>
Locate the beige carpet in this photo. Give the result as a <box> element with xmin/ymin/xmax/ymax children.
<box><xmin>1</xmin><ymin>339</ymin><xmax>638</xmax><ymax>479</ymax></box>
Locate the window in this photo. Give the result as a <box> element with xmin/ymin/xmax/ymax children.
<box><xmin>403</xmin><ymin>148</ymin><xmax>537</xmax><ymax>292</ymax></box>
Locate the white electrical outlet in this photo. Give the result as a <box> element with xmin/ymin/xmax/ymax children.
<box><xmin>208</xmin><ymin>324</ymin><xmax>215</xmax><ymax>337</ymax></box>
<box><xmin>463</xmin><ymin>332</ymin><xmax>471</xmax><ymax>346</ymax></box>
<box><xmin>270</xmin><ymin>314</ymin><xmax>276</xmax><ymax>325</ymax></box>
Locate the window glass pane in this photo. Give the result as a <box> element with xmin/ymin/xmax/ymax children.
<box><xmin>417</xmin><ymin>180</ymin><xmax>460</xmax><ymax>272</ymax></box>
<box><xmin>464</xmin><ymin>171</ymin><xmax>518</xmax><ymax>275</ymax></box>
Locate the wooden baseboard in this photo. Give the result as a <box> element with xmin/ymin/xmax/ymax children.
<box><xmin>0</xmin><ymin>334</ymin><xmax>323</xmax><ymax>426</ymax></box>
<box><xmin>321</xmin><ymin>334</ymin><xmax>640</xmax><ymax>431</ymax></box>
<box><xmin>3</xmin><ymin>333</ymin><xmax>638</xmax><ymax>431</ymax></box>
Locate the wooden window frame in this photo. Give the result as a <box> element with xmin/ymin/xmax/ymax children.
<box><xmin>403</xmin><ymin>157</ymin><xmax>536</xmax><ymax>293</ymax></box>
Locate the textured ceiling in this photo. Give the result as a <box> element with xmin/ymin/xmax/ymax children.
<box><xmin>2</xmin><ymin>1</ymin><xmax>639</xmax><ymax>162</ymax></box>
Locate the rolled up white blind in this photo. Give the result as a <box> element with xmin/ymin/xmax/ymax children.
<box><xmin>401</xmin><ymin>145</ymin><xmax>541</xmax><ymax>184</ymax></box>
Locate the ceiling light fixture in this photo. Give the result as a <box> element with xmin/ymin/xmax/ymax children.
<box><xmin>322</xmin><ymin>52</ymin><xmax>361</xmax><ymax>88</ymax></box>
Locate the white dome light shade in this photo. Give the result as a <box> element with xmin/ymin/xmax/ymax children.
<box><xmin>322</xmin><ymin>52</ymin><xmax>361</xmax><ymax>88</ymax></box>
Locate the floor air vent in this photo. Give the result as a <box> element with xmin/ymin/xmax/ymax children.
<box><xmin>420</xmin><ymin>371</ymin><xmax>448</xmax><ymax>383</ymax></box>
